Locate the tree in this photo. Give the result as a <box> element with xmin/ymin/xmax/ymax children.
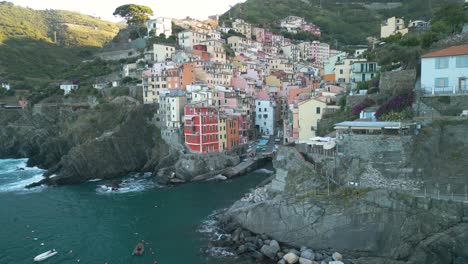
<box><xmin>113</xmin><ymin>4</ymin><xmax>153</xmax><ymax>38</ymax></box>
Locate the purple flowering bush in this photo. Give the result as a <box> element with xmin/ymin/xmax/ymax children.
<box><xmin>352</xmin><ymin>97</ymin><xmax>375</xmax><ymax>116</ymax></box>
<box><xmin>376</xmin><ymin>92</ymin><xmax>414</xmax><ymax>119</ymax></box>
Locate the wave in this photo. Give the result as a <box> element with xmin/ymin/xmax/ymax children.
<box><xmin>205</xmin><ymin>247</ymin><xmax>235</xmax><ymax>257</ymax></box>
<box><xmin>0</xmin><ymin>159</ymin><xmax>46</xmax><ymax>193</ymax></box>
<box><xmin>0</xmin><ymin>173</ymin><xmax>46</xmax><ymax>193</ymax></box>
<box><xmin>96</xmin><ymin>174</ymin><xmax>162</xmax><ymax>195</ymax></box>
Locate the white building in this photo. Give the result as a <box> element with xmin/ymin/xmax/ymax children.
<box><xmin>60</xmin><ymin>83</ymin><xmax>79</xmax><ymax>95</ymax></box>
<box><xmin>280</xmin><ymin>16</ymin><xmax>305</xmax><ymax>33</ymax></box>
<box><xmin>420</xmin><ymin>45</ymin><xmax>468</xmax><ymax>95</ymax></box>
<box><xmin>282</xmin><ymin>45</ymin><xmax>301</xmax><ymax>62</ymax></box>
<box><xmin>178</xmin><ymin>30</ymin><xmax>207</xmax><ymax>50</ymax></box>
<box><xmin>146</xmin><ymin>17</ymin><xmax>172</xmax><ymax>37</ymax></box>
<box><xmin>1</xmin><ymin>83</ymin><xmax>10</xmax><ymax>91</ymax></box>
<box><xmin>334</xmin><ymin>58</ymin><xmax>366</xmax><ymax>83</ymax></box>
<box><xmin>232</xmin><ymin>19</ymin><xmax>252</xmax><ymax>39</ymax></box>
<box><xmin>350</xmin><ymin>61</ymin><xmax>379</xmax><ymax>83</ymax></box>
<box><xmin>153</xmin><ymin>44</ymin><xmax>175</xmax><ymax>62</ymax></box>
<box><xmin>354</xmin><ymin>49</ymin><xmax>367</xmax><ymax>58</ymax></box>
<box><xmin>159</xmin><ymin>93</ymin><xmax>187</xmax><ymax>128</ymax></box>
<box><xmin>255</xmin><ymin>100</ymin><xmax>276</xmax><ymax>136</ymax></box>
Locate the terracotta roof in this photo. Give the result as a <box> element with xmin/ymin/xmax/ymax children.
<box><xmin>421</xmin><ymin>45</ymin><xmax>468</xmax><ymax>58</ymax></box>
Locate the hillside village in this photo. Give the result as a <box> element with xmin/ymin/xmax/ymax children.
<box><xmin>1</xmin><ymin>3</ymin><xmax>467</xmax><ymax>159</ymax></box>
<box><xmin>0</xmin><ymin>1</ymin><xmax>468</xmax><ymax>263</ymax></box>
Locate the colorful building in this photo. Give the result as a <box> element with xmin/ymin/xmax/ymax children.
<box><xmin>183</xmin><ymin>105</ymin><xmax>219</xmax><ymax>153</ymax></box>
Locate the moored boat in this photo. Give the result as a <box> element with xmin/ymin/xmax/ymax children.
<box><xmin>132</xmin><ymin>241</ymin><xmax>145</xmax><ymax>256</ymax></box>
<box><xmin>33</xmin><ymin>249</ymin><xmax>58</xmax><ymax>262</ymax></box>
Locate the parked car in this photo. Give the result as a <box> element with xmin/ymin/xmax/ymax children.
<box><xmin>460</xmin><ymin>110</ymin><xmax>468</xmax><ymax>118</ymax></box>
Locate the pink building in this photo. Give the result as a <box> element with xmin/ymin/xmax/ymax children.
<box><xmin>301</xmin><ymin>23</ymin><xmax>321</xmax><ymax>36</ymax></box>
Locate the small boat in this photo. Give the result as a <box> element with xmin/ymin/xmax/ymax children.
<box><xmin>34</xmin><ymin>249</ymin><xmax>58</xmax><ymax>262</ymax></box>
<box><xmin>132</xmin><ymin>242</ymin><xmax>145</xmax><ymax>256</ymax></box>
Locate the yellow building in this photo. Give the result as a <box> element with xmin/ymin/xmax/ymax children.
<box><xmin>218</xmin><ymin>116</ymin><xmax>227</xmax><ymax>151</ymax></box>
<box><xmin>265</xmin><ymin>75</ymin><xmax>283</xmax><ymax>87</ymax></box>
<box><xmin>297</xmin><ymin>97</ymin><xmax>339</xmax><ymax>142</ymax></box>
<box><xmin>380</xmin><ymin>17</ymin><xmax>408</xmax><ymax>39</ymax></box>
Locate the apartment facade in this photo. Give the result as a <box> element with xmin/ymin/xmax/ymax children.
<box><xmin>183</xmin><ymin>105</ymin><xmax>219</xmax><ymax>153</ymax></box>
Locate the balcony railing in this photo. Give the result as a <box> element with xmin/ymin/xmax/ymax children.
<box><xmin>421</xmin><ymin>85</ymin><xmax>468</xmax><ymax>96</ymax></box>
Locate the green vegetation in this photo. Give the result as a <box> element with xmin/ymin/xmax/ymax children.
<box><xmin>0</xmin><ymin>2</ymin><xmax>122</xmax><ymax>89</ymax></box>
<box><xmin>113</xmin><ymin>4</ymin><xmax>153</xmax><ymax>39</ymax></box>
<box><xmin>146</xmin><ymin>34</ymin><xmax>177</xmax><ymax>47</ymax></box>
<box><xmin>366</xmin><ymin>2</ymin><xmax>467</xmax><ymax>70</ymax></box>
<box><xmin>0</xmin><ymin>87</ymin><xmax>15</xmax><ymax>98</ymax></box>
<box><xmin>221</xmin><ymin>0</ymin><xmax>463</xmax><ymax>46</ymax></box>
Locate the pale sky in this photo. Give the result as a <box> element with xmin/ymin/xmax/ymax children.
<box><xmin>9</xmin><ymin>0</ymin><xmax>245</xmax><ymax>21</ymax></box>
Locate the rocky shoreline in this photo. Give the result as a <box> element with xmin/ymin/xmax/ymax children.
<box><xmin>209</xmin><ymin>221</ymin><xmax>346</xmax><ymax>264</ymax></box>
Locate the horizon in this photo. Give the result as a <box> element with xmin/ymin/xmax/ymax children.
<box><xmin>7</xmin><ymin>0</ymin><xmax>246</xmax><ymax>22</ymax></box>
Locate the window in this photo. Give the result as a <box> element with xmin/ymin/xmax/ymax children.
<box><xmin>456</xmin><ymin>55</ymin><xmax>468</xmax><ymax>68</ymax></box>
<box><xmin>339</xmin><ymin>69</ymin><xmax>343</xmax><ymax>74</ymax></box>
<box><xmin>435</xmin><ymin>57</ymin><xmax>449</xmax><ymax>69</ymax></box>
<box><xmin>316</xmin><ymin>107</ymin><xmax>321</xmax><ymax>114</ymax></box>
<box><xmin>264</xmin><ymin>122</ymin><xmax>266</xmax><ymax>126</ymax></box>
<box><xmin>435</xmin><ymin>78</ymin><xmax>449</xmax><ymax>88</ymax></box>
<box><xmin>263</xmin><ymin>114</ymin><xmax>268</xmax><ymax>119</ymax></box>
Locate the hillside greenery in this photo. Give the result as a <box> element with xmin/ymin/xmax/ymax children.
<box><xmin>0</xmin><ymin>2</ymin><xmax>122</xmax><ymax>86</ymax></box>
<box><xmin>221</xmin><ymin>0</ymin><xmax>464</xmax><ymax>46</ymax></box>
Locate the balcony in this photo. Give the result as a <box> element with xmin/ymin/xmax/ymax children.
<box><xmin>421</xmin><ymin>85</ymin><xmax>468</xmax><ymax>96</ymax></box>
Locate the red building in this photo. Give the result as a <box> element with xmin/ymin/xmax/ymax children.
<box><xmin>184</xmin><ymin>105</ymin><xmax>219</xmax><ymax>153</ymax></box>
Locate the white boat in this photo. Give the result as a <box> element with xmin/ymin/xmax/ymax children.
<box><xmin>33</xmin><ymin>249</ymin><xmax>58</xmax><ymax>262</ymax></box>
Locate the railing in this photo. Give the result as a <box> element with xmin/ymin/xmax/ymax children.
<box><xmin>421</xmin><ymin>85</ymin><xmax>468</xmax><ymax>96</ymax></box>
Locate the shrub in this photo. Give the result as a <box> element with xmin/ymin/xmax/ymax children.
<box><xmin>352</xmin><ymin>97</ymin><xmax>375</xmax><ymax>116</ymax></box>
<box><xmin>375</xmin><ymin>92</ymin><xmax>414</xmax><ymax>120</ymax></box>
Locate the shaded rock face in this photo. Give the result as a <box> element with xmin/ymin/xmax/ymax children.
<box><xmin>173</xmin><ymin>153</ymin><xmax>240</xmax><ymax>181</ymax></box>
<box><xmin>0</xmin><ymin>97</ymin><xmax>174</xmax><ymax>185</ymax></box>
<box><xmin>223</xmin><ymin>147</ymin><xmax>468</xmax><ymax>264</ymax></box>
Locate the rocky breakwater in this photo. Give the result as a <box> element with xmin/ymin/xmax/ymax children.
<box><xmin>154</xmin><ymin>152</ymin><xmax>240</xmax><ymax>184</ymax></box>
<box><xmin>0</xmin><ymin>96</ymin><xmax>175</xmax><ymax>186</ymax></box>
<box><xmin>219</xmin><ymin>147</ymin><xmax>468</xmax><ymax>264</ymax></box>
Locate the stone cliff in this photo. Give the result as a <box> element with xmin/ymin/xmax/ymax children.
<box><xmin>222</xmin><ymin>147</ymin><xmax>468</xmax><ymax>264</ymax></box>
<box><xmin>0</xmin><ymin>96</ymin><xmax>174</xmax><ymax>185</ymax></box>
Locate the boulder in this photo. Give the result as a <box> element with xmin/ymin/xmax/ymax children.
<box><xmin>299</xmin><ymin>257</ymin><xmax>314</xmax><ymax>264</ymax></box>
<box><xmin>284</xmin><ymin>252</ymin><xmax>300</xmax><ymax>264</ymax></box>
<box><xmin>332</xmin><ymin>252</ymin><xmax>343</xmax><ymax>261</ymax></box>
<box><xmin>237</xmin><ymin>245</ymin><xmax>246</xmax><ymax>254</ymax></box>
<box><xmin>301</xmin><ymin>249</ymin><xmax>315</xmax><ymax>260</ymax></box>
<box><xmin>261</xmin><ymin>244</ymin><xmax>279</xmax><ymax>260</ymax></box>
<box><xmin>289</xmin><ymin>249</ymin><xmax>301</xmax><ymax>256</ymax></box>
<box><xmin>329</xmin><ymin>261</ymin><xmax>344</xmax><ymax>264</ymax></box>
<box><xmin>270</xmin><ymin>240</ymin><xmax>281</xmax><ymax>252</ymax></box>
<box><xmin>278</xmin><ymin>260</ymin><xmax>286</xmax><ymax>264</ymax></box>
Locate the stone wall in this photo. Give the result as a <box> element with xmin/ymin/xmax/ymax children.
<box><xmin>336</xmin><ymin>134</ymin><xmax>418</xmax><ymax>190</ymax></box>
<box><xmin>420</xmin><ymin>95</ymin><xmax>468</xmax><ymax>116</ymax></box>
<box><xmin>380</xmin><ymin>69</ymin><xmax>416</xmax><ymax>96</ymax></box>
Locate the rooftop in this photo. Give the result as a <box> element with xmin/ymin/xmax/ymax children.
<box><xmin>421</xmin><ymin>44</ymin><xmax>468</xmax><ymax>58</ymax></box>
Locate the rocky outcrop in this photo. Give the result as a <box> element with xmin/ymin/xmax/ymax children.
<box><xmin>221</xmin><ymin>147</ymin><xmax>468</xmax><ymax>264</ymax></box>
<box><xmin>0</xmin><ymin>96</ymin><xmax>178</xmax><ymax>185</ymax></box>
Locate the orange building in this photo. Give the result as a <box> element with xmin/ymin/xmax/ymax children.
<box><xmin>323</xmin><ymin>73</ymin><xmax>335</xmax><ymax>82</ymax></box>
<box><xmin>226</xmin><ymin>115</ymin><xmax>240</xmax><ymax>150</ymax></box>
<box><xmin>180</xmin><ymin>62</ymin><xmax>196</xmax><ymax>89</ymax></box>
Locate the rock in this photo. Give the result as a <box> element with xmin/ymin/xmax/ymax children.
<box><xmin>300</xmin><ymin>246</ymin><xmax>308</xmax><ymax>252</ymax></box>
<box><xmin>314</xmin><ymin>253</ymin><xmax>324</xmax><ymax>261</ymax></box>
<box><xmin>270</xmin><ymin>240</ymin><xmax>281</xmax><ymax>252</ymax></box>
<box><xmin>245</xmin><ymin>236</ymin><xmax>257</xmax><ymax>243</ymax></box>
<box><xmin>237</xmin><ymin>245</ymin><xmax>246</xmax><ymax>254</ymax></box>
<box><xmin>261</xmin><ymin>244</ymin><xmax>279</xmax><ymax>259</ymax></box>
<box><xmin>284</xmin><ymin>252</ymin><xmax>299</xmax><ymax>264</ymax></box>
<box><xmin>232</xmin><ymin>228</ymin><xmax>242</xmax><ymax>242</ymax></box>
<box><xmin>332</xmin><ymin>252</ymin><xmax>343</xmax><ymax>261</ymax></box>
<box><xmin>299</xmin><ymin>258</ymin><xmax>314</xmax><ymax>264</ymax></box>
<box><xmin>257</xmin><ymin>238</ymin><xmax>264</xmax><ymax>247</ymax></box>
<box><xmin>329</xmin><ymin>261</ymin><xmax>344</xmax><ymax>264</ymax></box>
<box><xmin>277</xmin><ymin>252</ymin><xmax>285</xmax><ymax>259</ymax></box>
<box><xmin>289</xmin><ymin>249</ymin><xmax>301</xmax><ymax>256</ymax></box>
<box><xmin>261</xmin><ymin>234</ymin><xmax>269</xmax><ymax>240</ymax></box>
<box><xmin>278</xmin><ymin>260</ymin><xmax>286</xmax><ymax>264</ymax></box>
<box><xmin>244</xmin><ymin>242</ymin><xmax>258</xmax><ymax>252</ymax></box>
<box><xmin>250</xmin><ymin>250</ymin><xmax>264</xmax><ymax>260</ymax></box>
<box><xmin>301</xmin><ymin>249</ymin><xmax>315</xmax><ymax>260</ymax></box>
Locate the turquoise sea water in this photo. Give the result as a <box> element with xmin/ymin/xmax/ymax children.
<box><xmin>0</xmin><ymin>159</ymin><xmax>271</xmax><ymax>264</ymax></box>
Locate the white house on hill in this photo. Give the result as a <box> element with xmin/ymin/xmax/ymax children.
<box><xmin>420</xmin><ymin>45</ymin><xmax>468</xmax><ymax>95</ymax></box>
